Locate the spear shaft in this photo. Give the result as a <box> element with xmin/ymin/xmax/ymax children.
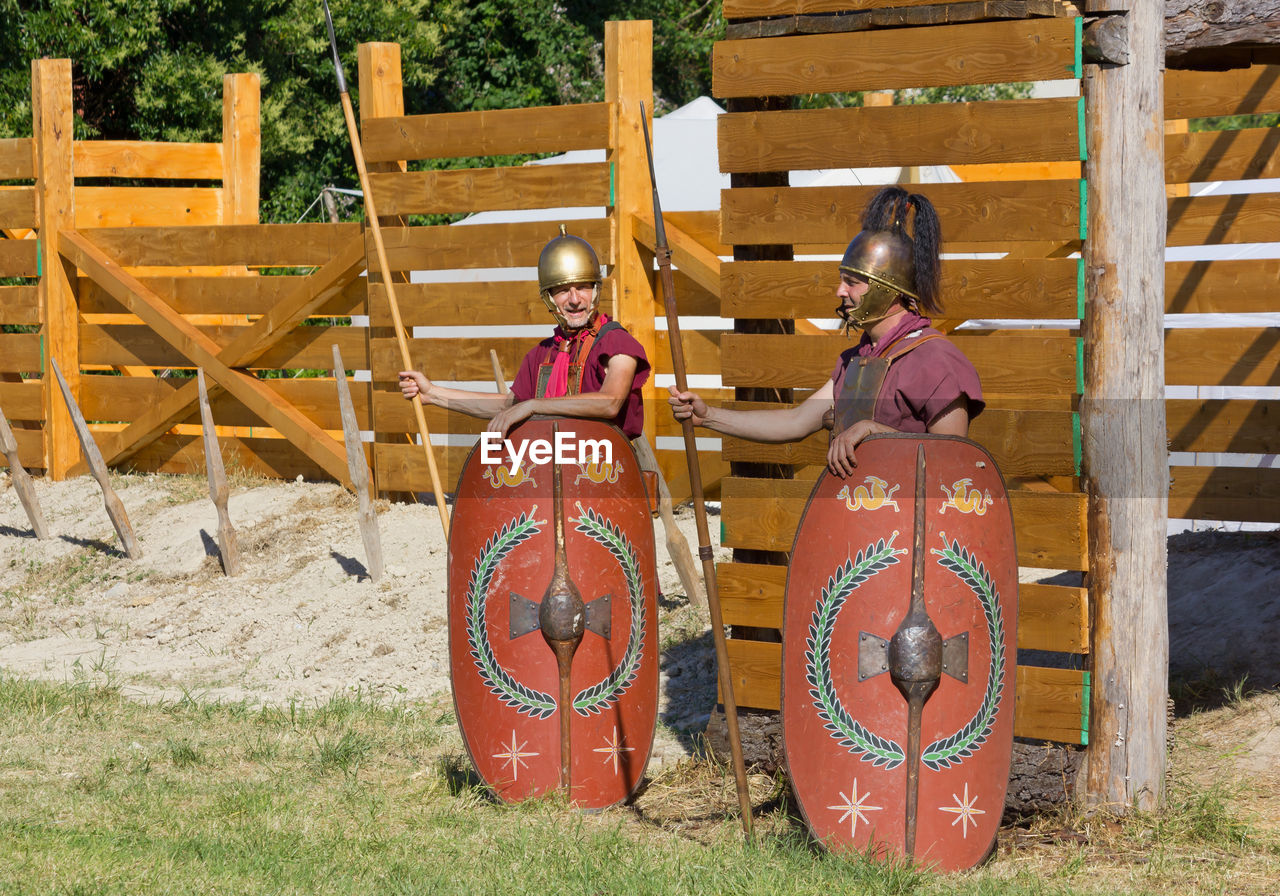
<box><xmin>640</xmin><ymin>104</ymin><xmax>753</xmax><ymax>837</ymax></box>
<box><xmin>322</xmin><ymin>0</ymin><xmax>450</xmax><ymax>537</ymax></box>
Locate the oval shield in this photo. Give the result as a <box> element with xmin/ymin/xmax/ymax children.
<box><xmin>448</xmin><ymin>418</ymin><xmax>658</xmax><ymax>808</ymax></box>
<box><xmin>783</xmin><ymin>434</ymin><xmax>1017</xmax><ymax>871</ymax></box>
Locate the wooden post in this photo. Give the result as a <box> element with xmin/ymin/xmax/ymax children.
<box><xmin>605</xmin><ymin>21</ymin><xmax>658</xmax><ymax>452</ymax></box>
<box><xmin>333</xmin><ymin>344</ymin><xmax>384</xmax><ymax>583</ymax></box>
<box><xmin>197</xmin><ymin>370</ymin><xmax>242</xmax><ymax>576</ymax></box>
<box><xmin>32</xmin><ymin>59</ymin><xmax>78</xmax><ymax>480</ymax></box>
<box><xmin>358</xmin><ymin>42</ymin><xmax>407</xmax><ymax>498</ymax></box>
<box><xmin>1081</xmin><ymin>1</ymin><xmax>1169</xmax><ymax>812</ymax></box>
<box><xmin>0</xmin><ymin>401</ymin><xmax>50</xmax><ymax>539</ymax></box>
<box><xmin>222</xmin><ymin>73</ymin><xmax>261</xmax><ymax>225</ymax></box>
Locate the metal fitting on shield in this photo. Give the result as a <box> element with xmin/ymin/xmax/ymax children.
<box><xmin>538</xmin><ymin>225</ymin><xmax>602</xmax><ymax>330</ymax></box>
<box><xmin>837</xmin><ymin>229</ymin><xmax>920</xmax><ymax>330</ymax></box>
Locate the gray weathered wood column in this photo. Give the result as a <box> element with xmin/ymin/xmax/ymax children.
<box><xmin>1081</xmin><ymin>1</ymin><xmax>1169</xmax><ymax>812</ymax></box>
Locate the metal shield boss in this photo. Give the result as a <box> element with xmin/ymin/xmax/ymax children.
<box><xmin>448</xmin><ymin>418</ymin><xmax>658</xmax><ymax>808</ymax></box>
<box><xmin>783</xmin><ymin>434</ymin><xmax>1018</xmax><ymax>871</ymax></box>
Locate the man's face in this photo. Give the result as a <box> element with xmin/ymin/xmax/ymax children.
<box><xmin>836</xmin><ymin>273</ymin><xmax>870</xmax><ymax>319</ymax></box>
<box><xmin>550</xmin><ymin>281</ymin><xmax>597</xmax><ymax>330</ymax></box>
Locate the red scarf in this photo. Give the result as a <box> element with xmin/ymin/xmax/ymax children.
<box><xmin>546</xmin><ymin>313</ymin><xmax>609</xmax><ymax>398</ymax></box>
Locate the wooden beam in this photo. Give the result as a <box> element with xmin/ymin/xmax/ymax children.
<box><xmin>724</xmin><ymin>1</ymin><xmax>1065</xmax><ymax>39</ymax></box>
<box><xmin>0</xmin><ymin>138</ymin><xmax>34</xmax><ymax>179</ymax></box>
<box><xmin>93</xmin><ymin>231</ymin><xmax>366</xmax><ymax>467</ymax></box>
<box><xmin>77</xmin><ymin>223</ymin><xmax>362</xmax><ymax>268</ymax></box>
<box><xmin>222</xmin><ymin>73</ymin><xmax>261</xmax><ymax>225</ymax></box>
<box><xmin>0</xmin><ymin>399</ymin><xmax>49</xmax><ymax>538</ymax></box>
<box><xmin>58</xmin><ymin>229</ymin><xmax>353</xmax><ymax>486</ymax></box>
<box><xmin>73</xmin><ymin>141</ymin><xmax>222</xmax><ymax>180</ymax></box>
<box><xmin>1166</xmin><ymin>1</ymin><xmax>1280</xmax><ymax>69</ymax></box>
<box><xmin>1166</xmin><ymin>64</ymin><xmax>1280</xmax><ymax>119</ymax></box>
<box><xmin>33</xmin><ymin>58</ymin><xmax>78</xmax><ymax>480</ymax></box>
<box><xmin>1166</xmin><ymin>127</ymin><xmax>1280</xmax><ymax>184</ymax></box>
<box><xmin>1081</xmin><ymin>0</ymin><xmax>1168</xmax><ymax>812</ymax></box>
<box><xmin>367</xmin><ymin>162</ymin><xmax>611</xmax><ymax>217</ymax></box>
<box><xmin>631</xmin><ymin>210</ymin><xmax>722</xmax><ymax>297</ymax></box>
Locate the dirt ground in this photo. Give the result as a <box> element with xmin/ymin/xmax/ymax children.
<box><xmin>2</xmin><ymin>469</ymin><xmax>1279</xmax><ymax>823</ymax></box>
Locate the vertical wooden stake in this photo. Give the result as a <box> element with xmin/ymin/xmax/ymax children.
<box><xmin>197</xmin><ymin>369</ymin><xmax>241</xmax><ymax>577</ymax></box>
<box><xmin>1081</xmin><ymin>0</ymin><xmax>1168</xmax><ymax>811</ymax></box>
<box><xmin>631</xmin><ymin>433</ymin><xmax>704</xmax><ymax>607</ymax></box>
<box><xmin>49</xmin><ymin>358</ymin><xmax>142</xmax><ymax>559</ymax></box>
<box><xmin>489</xmin><ymin>349</ymin><xmax>508</xmax><ymax>395</ymax></box>
<box><xmin>0</xmin><ymin>401</ymin><xmax>50</xmax><ymax>539</ymax></box>
<box><xmin>334</xmin><ymin>345</ymin><xmax>384</xmax><ymax>582</ymax></box>
<box><xmin>221</xmin><ymin>73</ymin><xmax>261</xmax><ymax>226</ymax></box>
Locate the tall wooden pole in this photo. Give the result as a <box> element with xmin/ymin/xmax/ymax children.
<box><xmin>1081</xmin><ymin>1</ymin><xmax>1168</xmax><ymax>812</ymax></box>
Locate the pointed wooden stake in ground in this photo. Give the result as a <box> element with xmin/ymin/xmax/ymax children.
<box><xmin>333</xmin><ymin>345</ymin><xmax>384</xmax><ymax>582</ymax></box>
<box><xmin>197</xmin><ymin>369</ymin><xmax>241</xmax><ymax>577</ymax></box>
<box><xmin>489</xmin><ymin>349</ymin><xmax>508</xmax><ymax>395</ymax></box>
<box><xmin>630</xmin><ymin>434</ymin><xmax>704</xmax><ymax>608</ymax></box>
<box><xmin>0</xmin><ymin>400</ymin><xmax>50</xmax><ymax>539</ymax></box>
<box><xmin>49</xmin><ymin>358</ymin><xmax>142</xmax><ymax>559</ymax></box>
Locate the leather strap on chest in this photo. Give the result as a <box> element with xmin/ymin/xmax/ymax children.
<box><xmin>831</xmin><ymin>331</ymin><xmax>943</xmax><ymax>434</ymax></box>
<box><xmin>535</xmin><ymin>320</ymin><xmax>623</xmax><ymax>397</ymax></box>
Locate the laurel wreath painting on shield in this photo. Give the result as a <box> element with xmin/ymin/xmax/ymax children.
<box><xmin>805</xmin><ymin>531</ymin><xmax>1006</xmax><ymax>772</ymax></box>
<box><xmin>465</xmin><ymin>508</ymin><xmax>646</xmax><ymax>720</ymax></box>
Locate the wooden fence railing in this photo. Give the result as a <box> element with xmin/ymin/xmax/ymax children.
<box><xmin>712</xmin><ymin>6</ymin><xmax>1091</xmax><ymax>745</ymax></box>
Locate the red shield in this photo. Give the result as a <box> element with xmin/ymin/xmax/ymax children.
<box><xmin>783</xmin><ymin>434</ymin><xmax>1017</xmax><ymax>871</ymax></box>
<box><xmin>448</xmin><ymin>418</ymin><xmax>658</xmax><ymax>808</ymax></box>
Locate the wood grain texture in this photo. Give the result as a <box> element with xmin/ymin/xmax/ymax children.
<box><xmin>361</xmin><ymin>103</ymin><xmax>613</xmax><ymax>164</ymax></box>
<box><xmin>379</xmin><ymin>218</ymin><xmax>613</xmax><ymax>273</ymax></box>
<box><xmin>80</xmin><ymin>324</ymin><xmax>367</xmax><ymax>372</ymax></box>
<box><xmin>713</xmin><ymin>18</ymin><xmax>1076</xmax><ymax>98</ymax></box>
<box><xmin>0</xmin><ymin>187</ymin><xmax>37</xmax><ymax>228</ymax></box>
<box><xmin>1167</xmin><ymin>259</ymin><xmax>1280</xmax><ymax>314</ymax></box>
<box><xmin>1165</xmin><ymin>328</ymin><xmax>1280</xmax><ymax>387</ymax></box>
<box><xmin>721</xmin><ymin>180</ymin><xmax>1080</xmax><ymax>247</ymax></box>
<box><xmin>0</xmin><ymin>381</ymin><xmax>42</xmax><ymax>419</ymax></box>
<box><xmin>73</xmin><ymin>141</ymin><xmax>223</xmax><ymax>180</ymax></box>
<box><xmin>720</xmin><ymin>332</ymin><xmax>1077</xmax><ymax>395</ymax></box>
<box><xmin>370</xmin><ymin>336</ymin><xmax>542</xmax><ymax>384</ymax></box>
<box><xmin>1166</xmin><ymin>64</ymin><xmax>1280</xmax><ymax>119</ymax></box>
<box><xmin>75</xmin><ymin>187</ymin><xmax>223</xmax><ymax>228</ymax></box>
<box><xmin>719</xmin><ymin>98</ymin><xmax>1080</xmax><ymax>173</ymax></box>
<box><xmin>368</xmin><ymin>162</ymin><xmax>611</xmax><ymax>217</ymax></box>
<box><xmin>722</xmin><ymin>257</ymin><xmax>1080</xmax><ymax>320</ymax></box>
<box><xmin>1167</xmin><ymin>399</ymin><xmax>1280</xmax><ymax>453</ymax></box>
<box><xmin>1167</xmin><ymin>193</ymin><xmax>1280</xmax><ymax>246</ymax></box>
<box><xmin>653</xmin><ymin>330</ymin><xmax>721</xmax><ymax>377</ymax></box>
<box><xmin>0</xmin><ymin>285</ymin><xmax>39</xmax><ymax>325</ymax></box>
<box><xmin>78</xmin><ymin>224</ymin><xmax>363</xmax><ymax>268</ymax></box>
<box><xmin>221</xmin><ymin>73</ymin><xmax>260</xmax><ymax>226</ymax></box>
<box><xmin>0</xmin><ymin>238</ymin><xmax>38</xmax><ymax>278</ymax></box>
<box><xmin>0</xmin><ymin>138</ymin><xmax>34</xmax><ymax>179</ymax></box>
<box><xmin>1166</xmin><ymin>127</ymin><xmax>1280</xmax><ymax>184</ymax></box>
<box><xmin>1169</xmin><ymin>465</ymin><xmax>1280</xmax><ymax>523</ymax></box>
<box><xmin>80</xmin><ymin>275</ymin><xmax>365</xmax><ymax>317</ymax></box>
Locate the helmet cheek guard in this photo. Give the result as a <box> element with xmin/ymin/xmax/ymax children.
<box><xmin>538</xmin><ymin>226</ymin><xmax>603</xmax><ymax>330</ymax></box>
<box><xmin>838</xmin><ymin>229</ymin><xmax>921</xmax><ymax>330</ymax></box>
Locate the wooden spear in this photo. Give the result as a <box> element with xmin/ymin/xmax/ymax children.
<box><xmin>0</xmin><ymin>399</ymin><xmax>50</xmax><ymax>539</ymax></box>
<box><xmin>321</xmin><ymin>0</ymin><xmax>450</xmax><ymax>537</ymax></box>
<box><xmin>49</xmin><ymin>358</ymin><xmax>142</xmax><ymax>559</ymax></box>
<box><xmin>489</xmin><ymin>349</ymin><xmax>508</xmax><ymax>395</ymax></box>
<box><xmin>333</xmin><ymin>344</ymin><xmax>385</xmax><ymax>582</ymax></box>
<box><xmin>197</xmin><ymin>369</ymin><xmax>241</xmax><ymax>577</ymax></box>
<box><xmin>640</xmin><ymin>104</ymin><xmax>753</xmax><ymax>836</ymax></box>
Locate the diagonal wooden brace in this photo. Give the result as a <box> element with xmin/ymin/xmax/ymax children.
<box><xmin>630</xmin><ymin>210</ymin><xmax>721</xmax><ymax>296</ymax></box>
<box><xmin>59</xmin><ymin>229</ymin><xmax>356</xmax><ymax>486</ymax></box>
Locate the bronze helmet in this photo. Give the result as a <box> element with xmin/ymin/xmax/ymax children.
<box><xmin>538</xmin><ymin>225</ymin><xmax>602</xmax><ymax>329</ymax></box>
<box><xmin>837</xmin><ymin>229</ymin><xmax>919</xmax><ymax>329</ymax></box>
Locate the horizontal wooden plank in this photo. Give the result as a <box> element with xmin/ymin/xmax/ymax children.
<box><xmin>720</xmin><ymin>404</ymin><xmax>1076</xmax><ymax>477</ymax></box>
<box><xmin>721</xmin><ymin>332</ymin><xmax>1077</xmax><ymax>395</ymax></box>
<box><xmin>75</xmin><ymin>187</ymin><xmax>222</xmax><ymax>228</ymax></box>
<box><xmin>721</xmin><ymin>180</ymin><xmax>1080</xmax><ymax>247</ymax></box>
<box><xmin>720</xmin><ymin>98</ymin><xmax>1080</xmax><ymax>174</ymax></box>
<box><xmin>722</xmin><ymin>638</ymin><xmax>1086</xmax><ymax>743</ymax></box>
<box><xmin>663</xmin><ymin>269</ymin><xmax>720</xmax><ymax>318</ymax></box>
<box><xmin>723</xmin><ymin>258</ymin><xmax>1079</xmax><ymax>321</ymax></box>
<box><xmin>368</xmin><ymin>162</ymin><xmax>611</xmax><ymax>217</ymax></box>
<box><xmin>373</xmin><ymin>442</ymin><xmax>473</xmax><ymax>492</ymax></box>
<box><xmin>1166</xmin><ymin>65</ymin><xmax>1280</xmax><ymax>120</ymax></box>
<box><xmin>0</xmin><ymin>237</ymin><xmax>38</xmax><ymax>278</ymax></box>
<box><xmin>79</xmin><ymin>324</ymin><xmax>366</xmax><ymax>373</ymax></box>
<box><xmin>1167</xmin><ymin>399</ymin><xmax>1280</xmax><ymax>454</ymax></box>
<box><xmin>1169</xmin><ymin>465</ymin><xmax>1280</xmax><ymax>523</ymax></box>
<box><xmin>80</xmin><ymin>275</ymin><xmax>365</xmax><ymax>317</ymax></box>
<box><xmin>1167</xmin><ymin>259</ymin><xmax>1280</xmax><ymax>314</ymax></box>
<box><xmin>0</xmin><ymin>138</ymin><xmax>34</xmax><ymax>179</ymax></box>
<box><xmin>0</xmin><ymin>285</ymin><xmax>39</xmax><ymax>326</ymax></box>
<box><xmin>77</xmin><ymin>224</ymin><xmax>363</xmax><ymax>268</ymax></box>
<box><xmin>1166</xmin><ymin>127</ymin><xmax>1280</xmax><ymax>184</ymax></box>
<box><xmin>371</xmin><ymin>336</ymin><xmax>542</xmax><ymax>384</ymax></box>
<box><xmin>80</xmin><ymin>375</ymin><xmax>370</xmax><ymax>433</ymax></box>
<box><xmin>370</xmin><ymin>281</ymin><xmax>545</xmax><ymax>328</ymax></box>
<box><xmin>654</xmin><ymin>330</ymin><xmax>722</xmax><ymax>378</ymax></box>
<box><xmin>7</xmin><ymin>426</ymin><xmax>42</xmax><ymax>471</ymax></box>
<box><xmin>0</xmin><ymin>333</ymin><xmax>41</xmax><ymax>373</ymax></box>
<box><xmin>723</xmin><ymin>0</ymin><xmax>968</xmax><ymax>14</ymax></box>
<box><xmin>362</xmin><ymin>103</ymin><xmax>613</xmax><ymax>164</ymax></box>
<box><xmin>0</xmin><ymin>380</ymin><xmax>43</xmax><ymax>420</ymax></box>
<box><xmin>1168</xmin><ymin>193</ymin><xmax>1280</xmax><ymax>247</ymax></box>
<box><xmin>0</xmin><ymin>187</ymin><xmax>37</xmax><ymax>228</ymax></box>
<box><xmin>718</xmin><ymin>562</ymin><xmax>1087</xmax><ymax>653</ymax></box>
<box><xmin>720</xmin><ymin>475</ymin><xmax>1086</xmax><ymax>569</ymax></box>
<box><xmin>656</xmin><ymin>447</ymin><xmax>730</xmax><ymax>505</ymax></box>
<box><xmin>123</xmin><ymin>433</ymin><xmax>339</xmax><ymax>482</ymax></box>
<box><xmin>1166</xmin><ymin>328</ymin><xmax>1280</xmax><ymax>388</ymax></box>
<box><xmin>713</xmin><ymin>18</ymin><xmax>1077</xmax><ymax>98</ymax></box>
<box><xmin>73</xmin><ymin>141</ymin><xmax>223</xmax><ymax>180</ymax></box>
<box><xmin>379</xmin><ymin>218</ymin><xmax>613</xmax><ymax>273</ymax></box>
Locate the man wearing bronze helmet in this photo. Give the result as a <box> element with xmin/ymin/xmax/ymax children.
<box><xmin>400</xmin><ymin>226</ymin><xmax>650</xmax><ymax>438</ymax></box>
<box><xmin>668</xmin><ymin>185</ymin><xmax>982</xmax><ymax>476</ymax></box>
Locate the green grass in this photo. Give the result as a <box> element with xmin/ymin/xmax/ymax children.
<box><xmin>1</xmin><ymin>675</ymin><xmax>1277</xmax><ymax>896</ymax></box>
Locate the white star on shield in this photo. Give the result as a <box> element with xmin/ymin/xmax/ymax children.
<box><xmin>939</xmin><ymin>782</ymin><xmax>986</xmax><ymax>838</ymax></box>
<box><xmin>492</xmin><ymin>730</ymin><xmax>538</xmax><ymax>781</ymax></box>
<box><xmin>828</xmin><ymin>779</ymin><xmax>883</xmax><ymax>838</ymax></box>
<box><xmin>592</xmin><ymin>726</ymin><xmax>635</xmax><ymax>774</ymax></box>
